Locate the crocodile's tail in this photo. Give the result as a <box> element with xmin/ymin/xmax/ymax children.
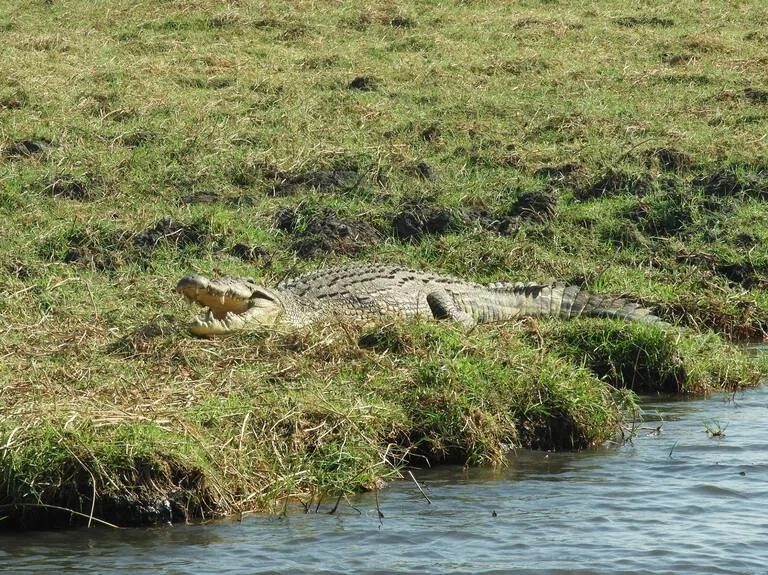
<box><xmin>486</xmin><ymin>282</ymin><xmax>666</xmax><ymax>324</ymax></box>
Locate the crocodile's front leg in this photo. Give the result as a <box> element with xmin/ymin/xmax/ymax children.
<box><xmin>426</xmin><ymin>290</ymin><xmax>476</xmax><ymax>327</ymax></box>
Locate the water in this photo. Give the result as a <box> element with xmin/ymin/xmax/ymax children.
<box><xmin>2</xmin><ymin>387</ymin><xmax>768</xmax><ymax>575</ymax></box>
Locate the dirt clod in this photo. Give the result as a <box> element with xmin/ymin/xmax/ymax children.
<box><xmin>181</xmin><ymin>191</ymin><xmax>221</xmax><ymax>205</ymax></box>
<box><xmin>615</xmin><ymin>16</ymin><xmax>674</xmax><ymax>28</ymax></box>
<box><xmin>580</xmin><ymin>169</ymin><xmax>653</xmax><ymax>200</ymax></box>
<box><xmin>420</xmin><ymin>125</ymin><xmax>440</xmax><ymax>142</ymax></box>
<box><xmin>743</xmin><ymin>87</ymin><xmax>768</xmax><ymax>104</ymax></box>
<box><xmin>534</xmin><ymin>163</ymin><xmax>587</xmax><ymax>190</ymax></box>
<box><xmin>461</xmin><ymin>208</ymin><xmax>521</xmax><ymax>236</ymax></box>
<box><xmin>348</xmin><ymin>76</ymin><xmax>378</xmax><ymax>91</ymax></box>
<box><xmin>63</xmin><ymin>246</ymin><xmax>116</xmax><ymax>271</ymax></box>
<box><xmin>626</xmin><ymin>192</ymin><xmax>694</xmax><ymax>237</ymax></box>
<box><xmin>389</xmin><ymin>15</ymin><xmax>415</xmax><ymax>28</ymax></box>
<box><xmin>270</xmin><ymin>170</ymin><xmax>363</xmax><ymax>196</ymax></box>
<box><xmin>507</xmin><ymin>190</ymin><xmax>557</xmax><ymax>220</ymax></box>
<box><xmin>121</xmin><ymin>131</ymin><xmax>157</xmax><ymax>148</ymax></box>
<box><xmin>694</xmin><ymin>168</ymin><xmax>767</xmax><ymax>199</ymax></box>
<box><xmin>643</xmin><ymin>148</ymin><xmax>694</xmax><ymax>172</ymax></box>
<box><xmin>661</xmin><ymin>52</ymin><xmax>694</xmax><ymax>65</ymax></box>
<box><xmin>393</xmin><ymin>203</ymin><xmax>454</xmax><ymax>240</ymax></box>
<box><xmin>5</xmin><ymin>259</ymin><xmax>33</xmax><ymax>279</ymax></box>
<box><xmin>410</xmin><ymin>161</ymin><xmax>436</xmax><ymax>180</ymax></box>
<box><xmin>133</xmin><ymin>218</ymin><xmax>208</xmax><ymax>248</ymax></box>
<box><xmin>678</xmin><ymin>251</ymin><xmax>768</xmax><ymax>290</ymax></box>
<box><xmin>7</xmin><ymin>139</ymin><xmax>51</xmax><ymax>157</ymax></box>
<box><xmin>276</xmin><ymin>206</ymin><xmax>380</xmax><ymax>257</ymax></box>
<box><xmin>534</xmin><ymin>163</ymin><xmax>581</xmax><ymax>181</ymax></box>
<box><xmin>46</xmin><ymin>176</ymin><xmax>92</xmax><ymax>201</ymax></box>
<box><xmin>229</xmin><ymin>243</ymin><xmax>271</xmax><ymax>264</ymax></box>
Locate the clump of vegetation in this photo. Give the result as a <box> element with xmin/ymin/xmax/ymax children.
<box><xmin>1</xmin><ymin>321</ymin><xmax>635</xmax><ymax>528</ymax></box>
<box><xmin>536</xmin><ymin>321</ymin><xmax>765</xmax><ymax>394</ymax></box>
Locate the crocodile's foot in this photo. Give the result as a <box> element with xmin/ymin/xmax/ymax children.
<box><xmin>176</xmin><ymin>275</ymin><xmax>282</xmax><ymax>335</ymax></box>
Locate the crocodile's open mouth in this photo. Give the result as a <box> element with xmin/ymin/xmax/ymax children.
<box><xmin>176</xmin><ymin>275</ymin><xmax>281</xmax><ymax>335</ymax></box>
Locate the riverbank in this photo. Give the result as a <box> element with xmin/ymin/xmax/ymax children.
<box><xmin>1</xmin><ymin>0</ymin><xmax>767</xmax><ymax>528</ymax></box>
<box><xmin>5</xmin><ymin>387</ymin><xmax>768</xmax><ymax>574</ymax></box>
<box><xmin>1</xmin><ymin>320</ymin><xmax>765</xmax><ymax>529</ymax></box>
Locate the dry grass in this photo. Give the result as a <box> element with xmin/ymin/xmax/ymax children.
<box><xmin>2</xmin><ymin>315</ymin><xmax>764</xmax><ymax>528</ymax></box>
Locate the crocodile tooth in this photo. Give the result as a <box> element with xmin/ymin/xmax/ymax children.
<box><xmin>225</xmin><ymin>312</ymin><xmax>244</xmax><ymax>329</ymax></box>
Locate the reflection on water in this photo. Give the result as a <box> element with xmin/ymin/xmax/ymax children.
<box><xmin>2</xmin><ymin>387</ymin><xmax>768</xmax><ymax>575</ymax></box>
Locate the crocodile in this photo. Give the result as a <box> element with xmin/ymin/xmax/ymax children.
<box><xmin>176</xmin><ymin>264</ymin><xmax>665</xmax><ymax>336</ymax></box>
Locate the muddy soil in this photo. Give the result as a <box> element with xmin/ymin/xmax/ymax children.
<box><xmin>275</xmin><ymin>206</ymin><xmax>380</xmax><ymax>257</ymax></box>
<box><xmin>270</xmin><ymin>170</ymin><xmax>365</xmax><ymax>197</ymax></box>
<box><xmin>348</xmin><ymin>76</ymin><xmax>378</xmax><ymax>91</ymax></box>
<box><xmin>392</xmin><ymin>202</ymin><xmax>454</xmax><ymax>240</ymax></box>
<box><xmin>578</xmin><ymin>169</ymin><xmax>654</xmax><ymax>200</ymax></box>
<box><xmin>45</xmin><ymin>176</ymin><xmax>93</xmax><ymax>201</ymax></box>
<box><xmin>643</xmin><ymin>147</ymin><xmax>694</xmax><ymax>172</ymax></box>
<box><xmin>693</xmin><ymin>167</ymin><xmax>768</xmax><ymax>199</ymax></box>
<box><xmin>6</xmin><ymin>139</ymin><xmax>52</xmax><ymax>157</ymax></box>
<box><xmin>133</xmin><ymin>217</ymin><xmax>209</xmax><ymax>248</ymax></box>
<box><xmin>229</xmin><ymin>243</ymin><xmax>272</xmax><ymax>264</ymax></box>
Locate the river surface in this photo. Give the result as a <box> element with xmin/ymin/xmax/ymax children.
<box><xmin>3</xmin><ymin>384</ymin><xmax>768</xmax><ymax>574</ymax></box>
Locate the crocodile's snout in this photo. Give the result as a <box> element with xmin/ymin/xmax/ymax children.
<box><xmin>175</xmin><ymin>274</ymin><xmax>210</xmax><ymax>295</ymax></box>
<box><xmin>176</xmin><ymin>275</ymin><xmax>255</xmax><ymax>318</ymax></box>
<box><xmin>176</xmin><ymin>275</ymin><xmax>284</xmax><ymax>336</ymax></box>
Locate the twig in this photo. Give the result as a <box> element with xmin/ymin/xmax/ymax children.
<box><xmin>668</xmin><ymin>440</ymin><xmax>679</xmax><ymax>459</ymax></box>
<box><xmin>344</xmin><ymin>495</ymin><xmax>361</xmax><ymax>515</ymax></box>
<box><xmin>327</xmin><ymin>494</ymin><xmax>343</xmax><ymax>515</ymax></box>
<box><xmin>375</xmin><ymin>490</ymin><xmax>384</xmax><ymax>528</ymax></box>
<box><xmin>54</xmin><ymin>430</ymin><xmax>98</xmax><ymax>528</ymax></box>
<box><xmin>407</xmin><ymin>470</ymin><xmax>431</xmax><ymax>504</ymax></box>
<box><xmin>617</xmin><ymin>136</ymin><xmax>658</xmax><ymax>162</ymax></box>
<box><xmin>238</xmin><ymin>411</ymin><xmax>251</xmax><ymax>452</ymax></box>
<box><xmin>84</xmin><ymin>279</ymin><xmax>99</xmax><ymax>321</ymax></box>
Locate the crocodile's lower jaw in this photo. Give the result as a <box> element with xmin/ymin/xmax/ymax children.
<box><xmin>187</xmin><ymin>306</ymin><xmax>282</xmax><ymax>336</ymax></box>
<box><xmin>189</xmin><ymin>309</ymin><xmax>246</xmax><ymax>336</ymax></box>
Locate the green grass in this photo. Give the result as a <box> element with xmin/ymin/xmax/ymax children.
<box><xmin>536</xmin><ymin>320</ymin><xmax>764</xmax><ymax>393</ymax></box>
<box><xmin>1</xmin><ymin>0</ymin><xmax>767</xmax><ymax>528</ymax></box>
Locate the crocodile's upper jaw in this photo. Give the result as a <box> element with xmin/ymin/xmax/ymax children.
<box><xmin>176</xmin><ymin>275</ymin><xmax>283</xmax><ymax>335</ymax></box>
